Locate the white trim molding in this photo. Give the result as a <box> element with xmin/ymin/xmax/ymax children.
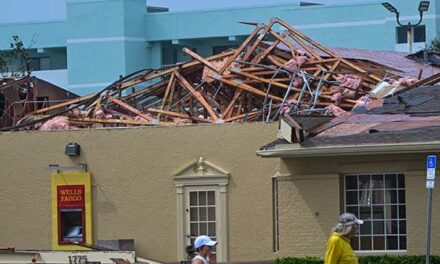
<box><xmin>173</xmin><ymin>157</ymin><xmax>230</xmax><ymax>263</ymax></box>
<box><xmin>257</xmin><ymin>141</ymin><xmax>440</xmax><ymax>158</ymax></box>
<box><xmin>68</xmin><ymin>82</ymin><xmax>112</xmax><ymax>89</ymax></box>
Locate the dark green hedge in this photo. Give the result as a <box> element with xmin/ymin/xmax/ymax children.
<box><xmin>275</xmin><ymin>255</ymin><xmax>440</xmax><ymax>264</ymax></box>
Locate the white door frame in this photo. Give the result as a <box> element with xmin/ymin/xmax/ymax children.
<box><xmin>173</xmin><ymin>157</ymin><xmax>229</xmax><ymax>262</ymax></box>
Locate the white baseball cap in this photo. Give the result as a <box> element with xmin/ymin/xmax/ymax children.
<box><xmin>338</xmin><ymin>213</ymin><xmax>364</xmax><ymax>225</ymax></box>
<box><xmin>194</xmin><ymin>235</ymin><xmax>217</xmax><ymax>249</ymax></box>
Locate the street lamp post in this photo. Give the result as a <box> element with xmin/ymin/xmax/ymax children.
<box><xmin>382</xmin><ymin>1</ymin><xmax>430</xmax><ymax>53</ymax></box>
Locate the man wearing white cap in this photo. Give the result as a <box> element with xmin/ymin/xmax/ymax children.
<box><xmin>324</xmin><ymin>213</ymin><xmax>364</xmax><ymax>264</ymax></box>
<box><xmin>192</xmin><ymin>235</ymin><xmax>218</xmax><ymax>264</ymax></box>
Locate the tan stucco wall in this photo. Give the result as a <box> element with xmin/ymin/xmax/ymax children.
<box><xmin>277</xmin><ymin>153</ymin><xmax>440</xmax><ymax>257</ymax></box>
<box><xmin>0</xmin><ymin>123</ymin><xmax>279</xmax><ymax>263</ymax></box>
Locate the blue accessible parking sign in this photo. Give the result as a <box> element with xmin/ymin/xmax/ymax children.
<box><xmin>426</xmin><ymin>155</ymin><xmax>437</xmax><ymax>182</ymax></box>
<box><xmin>427</xmin><ymin>155</ymin><xmax>437</xmax><ymax>169</ymax></box>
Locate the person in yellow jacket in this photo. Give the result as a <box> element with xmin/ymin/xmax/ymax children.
<box><xmin>324</xmin><ymin>213</ymin><xmax>364</xmax><ymax>264</ymax></box>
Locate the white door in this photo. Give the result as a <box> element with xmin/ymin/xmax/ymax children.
<box><xmin>184</xmin><ymin>187</ymin><xmax>219</xmax><ymax>256</ymax></box>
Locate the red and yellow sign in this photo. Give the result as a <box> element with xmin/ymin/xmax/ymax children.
<box><xmin>57</xmin><ymin>185</ymin><xmax>85</xmax><ymax>208</ymax></box>
<box><xmin>51</xmin><ymin>171</ymin><xmax>92</xmax><ymax>250</ymax></box>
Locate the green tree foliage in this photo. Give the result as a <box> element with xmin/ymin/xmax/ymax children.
<box><xmin>0</xmin><ymin>35</ymin><xmax>34</xmax><ymax>77</ymax></box>
<box><xmin>427</xmin><ymin>37</ymin><xmax>440</xmax><ymax>52</ymax></box>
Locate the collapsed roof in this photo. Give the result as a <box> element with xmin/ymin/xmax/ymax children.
<box><xmin>2</xmin><ymin>17</ymin><xmax>439</xmax><ymax>131</ymax></box>
<box><xmin>258</xmin><ymin>82</ymin><xmax>440</xmax><ymax>156</ymax></box>
<box><xmin>0</xmin><ymin>76</ymin><xmax>78</xmax><ymax>128</ymax></box>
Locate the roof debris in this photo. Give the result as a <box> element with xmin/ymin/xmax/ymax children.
<box><xmin>259</xmin><ymin>84</ymin><xmax>440</xmax><ymax>151</ymax></box>
<box><xmin>0</xmin><ymin>76</ymin><xmax>78</xmax><ymax>128</ymax></box>
<box><xmin>2</xmin><ymin>17</ymin><xmax>439</xmax><ymax>131</ymax></box>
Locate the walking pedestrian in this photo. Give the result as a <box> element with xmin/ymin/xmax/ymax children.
<box><xmin>192</xmin><ymin>235</ymin><xmax>218</xmax><ymax>264</ymax></box>
<box><xmin>324</xmin><ymin>213</ymin><xmax>363</xmax><ymax>264</ymax></box>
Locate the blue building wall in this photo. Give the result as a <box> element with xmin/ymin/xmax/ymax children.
<box><xmin>0</xmin><ymin>0</ymin><xmax>438</xmax><ymax>95</ymax></box>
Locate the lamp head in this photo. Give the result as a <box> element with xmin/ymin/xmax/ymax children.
<box><xmin>419</xmin><ymin>1</ymin><xmax>430</xmax><ymax>12</ymax></box>
<box><xmin>382</xmin><ymin>2</ymin><xmax>398</xmax><ymax>13</ymax></box>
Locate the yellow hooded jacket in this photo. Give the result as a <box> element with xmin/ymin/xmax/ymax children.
<box><xmin>324</xmin><ymin>233</ymin><xmax>358</xmax><ymax>264</ymax></box>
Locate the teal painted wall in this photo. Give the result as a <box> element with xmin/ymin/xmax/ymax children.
<box><xmin>0</xmin><ymin>0</ymin><xmax>439</xmax><ymax>95</ymax></box>
<box><xmin>66</xmin><ymin>0</ymin><xmax>147</xmax><ymax>95</ymax></box>
<box><xmin>434</xmin><ymin>0</ymin><xmax>440</xmax><ymax>38</ymax></box>
<box><xmin>0</xmin><ymin>20</ymin><xmax>66</xmax><ymax>49</ymax></box>
<box><xmin>123</xmin><ymin>0</ymin><xmax>148</xmax><ymax>74</ymax></box>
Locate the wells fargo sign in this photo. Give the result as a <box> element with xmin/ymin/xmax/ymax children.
<box><xmin>57</xmin><ymin>185</ymin><xmax>85</xmax><ymax>207</ymax></box>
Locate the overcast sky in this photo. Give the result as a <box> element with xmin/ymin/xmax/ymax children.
<box><xmin>0</xmin><ymin>0</ymin><xmax>374</xmax><ymax>23</ymax></box>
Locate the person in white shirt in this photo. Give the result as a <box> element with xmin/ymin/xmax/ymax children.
<box><xmin>192</xmin><ymin>236</ymin><xmax>218</xmax><ymax>264</ymax></box>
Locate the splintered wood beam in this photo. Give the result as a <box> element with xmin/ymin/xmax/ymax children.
<box><xmin>183</xmin><ymin>48</ymin><xmax>219</xmax><ymax>72</ymax></box>
<box><xmin>210</xmin><ymin>74</ymin><xmax>283</xmax><ymax>102</ymax></box>
<box><xmin>323</xmin><ymin>60</ymin><xmax>341</xmax><ymax>80</ymax></box>
<box><xmin>241</xmin><ymin>19</ymin><xmax>276</xmax><ymax>62</ymax></box>
<box><xmin>224</xmin><ymin>111</ymin><xmax>260</xmax><ymax>122</ymax></box>
<box><xmin>339</xmin><ymin>60</ymin><xmax>382</xmax><ymax>82</ymax></box>
<box><xmin>302</xmin><ymin>58</ymin><xmax>339</xmax><ymax>67</ymax></box>
<box><xmin>251</xmin><ymin>33</ymin><xmax>285</xmax><ymax>64</ymax></box>
<box><xmin>123</xmin><ymin>79</ymin><xmax>169</xmax><ymax>101</ymax></box>
<box><xmin>67</xmin><ymin>117</ymin><xmax>175</xmax><ymax>126</ymax></box>
<box><xmin>146</xmin><ymin>108</ymin><xmax>213</xmax><ymax>123</ymax></box>
<box><xmin>276</xmin><ymin>18</ymin><xmax>382</xmax><ymax>82</ymax></box>
<box><xmin>108</xmin><ymin>96</ymin><xmax>153</xmax><ymax>121</ymax></box>
<box><xmin>285</xmin><ymin>35</ymin><xmax>297</xmax><ymax>58</ymax></box>
<box><xmin>160</xmin><ymin>73</ymin><xmax>175</xmax><ymax>111</ymax></box>
<box><xmin>120</xmin><ymin>50</ymin><xmax>235</xmax><ymax>89</ymax></box>
<box><xmin>230</xmin><ymin>67</ymin><xmax>302</xmax><ymax>92</ymax></box>
<box><xmin>276</xmin><ymin>18</ymin><xmax>337</xmax><ymax>58</ymax></box>
<box><xmin>28</xmin><ymin>94</ymin><xmax>95</xmax><ymax>115</ymax></box>
<box><xmin>222</xmin><ymin>89</ymin><xmax>243</xmax><ymax>119</ymax></box>
<box><xmin>241</xmin><ymin>67</ymin><xmax>271</xmax><ymax>72</ymax></box>
<box><xmin>174</xmin><ymin>71</ymin><xmax>218</xmax><ymax>121</ymax></box>
<box><xmin>219</xmin><ymin>24</ymin><xmax>263</xmax><ymax>74</ymax></box>
<box><xmin>270</xmin><ymin>31</ymin><xmax>297</xmax><ymax>56</ymax></box>
<box><xmin>92</xmin><ymin>94</ymin><xmax>104</xmax><ymax>117</ymax></box>
<box><xmin>288</xmin><ymin>33</ymin><xmax>322</xmax><ymax>60</ymax></box>
<box><xmin>166</xmin><ymin>79</ymin><xmax>177</xmax><ymax>111</ymax></box>
<box><xmin>266</xmin><ymin>55</ymin><xmax>285</xmax><ymax>67</ymax></box>
<box><xmin>236</xmin><ymin>94</ymin><xmax>245</xmax><ymax>116</ymax></box>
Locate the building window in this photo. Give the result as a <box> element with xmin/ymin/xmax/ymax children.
<box><xmin>272</xmin><ymin>177</ymin><xmax>280</xmax><ymax>252</ymax></box>
<box><xmin>172</xmin><ymin>49</ymin><xmax>178</xmax><ymax>64</ymax></box>
<box><xmin>188</xmin><ymin>190</ymin><xmax>217</xmax><ymax>245</ymax></box>
<box><xmin>396</xmin><ymin>25</ymin><xmax>426</xmax><ymax>44</ymax></box>
<box><xmin>29</xmin><ymin>57</ymin><xmax>51</xmax><ymax>71</ymax></box>
<box><xmin>344</xmin><ymin>173</ymin><xmax>406</xmax><ymax>251</ymax></box>
<box><xmin>213</xmin><ymin>45</ymin><xmax>236</xmax><ymax>55</ymax></box>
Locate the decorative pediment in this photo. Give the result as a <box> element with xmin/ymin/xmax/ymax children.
<box><xmin>173</xmin><ymin>157</ymin><xmax>230</xmax><ymax>186</ymax></box>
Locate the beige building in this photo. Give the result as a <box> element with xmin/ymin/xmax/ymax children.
<box><xmin>0</xmin><ymin>123</ymin><xmax>280</xmax><ymax>263</ymax></box>
<box><xmin>1</xmin><ymin>84</ymin><xmax>440</xmax><ymax>263</ymax></box>
<box><xmin>258</xmin><ymin>85</ymin><xmax>440</xmax><ymax>257</ymax></box>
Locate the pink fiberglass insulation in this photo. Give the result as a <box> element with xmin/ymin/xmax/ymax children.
<box><xmin>393</xmin><ymin>76</ymin><xmax>418</xmax><ymax>86</ymax></box>
<box><xmin>280</xmin><ymin>97</ymin><xmax>299</xmax><ymax>115</ymax></box>
<box><xmin>69</xmin><ymin>109</ymin><xmax>89</xmax><ymax>117</ymax></box>
<box><xmin>325</xmin><ymin>104</ymin><xmax>347</xmax><ymax>116</ymax></box>
<box><xmin>39</xmin><ymin>116</ymin><xmax>70</xmax><ymax>131</ymax></box>
<box><xmin>173</xmin><ymin>118</ymin><xmax>191</xmax><ymax>124</ymax></box>
<box><xmin>293</xmin><ymin>75</ymin><xmax>304</xmax><ymax>87</ymax></box>
<box><xmin>283</xmin><ymin>56</ymin><xmax>307</xmax><ymax>72</ymax></box>
<box><xmin>329</xmin><ymin>75</ymin><xmax>363</xmax><ymax>104</ymax></box>
<box><xmin>336</xmin><ymin>74</ymin><xmax>362</xmax><ymax>90</ymax></box>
